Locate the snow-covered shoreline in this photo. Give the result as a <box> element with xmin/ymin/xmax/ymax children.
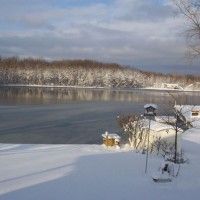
<box><xmin>1</xmin><ymin>84</ymin><xmax>200</xmax><ymax>92</ymax></box>
<box><xmin>0</xmin><ymin>127</ymin><xmax>200</xmax><ymax>200</ymax></box>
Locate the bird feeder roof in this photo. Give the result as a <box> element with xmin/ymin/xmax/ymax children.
<box><xmin>144</xmin><ymin>104</ymin><xmax>158</xmax><ymax>110</ymax></box>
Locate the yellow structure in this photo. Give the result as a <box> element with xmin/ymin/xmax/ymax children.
<box><xmin>102</xmin><ymin>132</ymin><xmax>121</xmax><ymax>147</ymax></box>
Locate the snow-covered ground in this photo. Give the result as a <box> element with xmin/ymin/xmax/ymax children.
<box><xmin>1</xmin><ymin>127</ymin><xmax>200</xmax><ymax>200</ymax></box>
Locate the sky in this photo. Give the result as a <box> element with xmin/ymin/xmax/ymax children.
<box><xmin>0</xmin><ymin>0</ymin><xmax>199</xmax><ymax>75</ymax></box>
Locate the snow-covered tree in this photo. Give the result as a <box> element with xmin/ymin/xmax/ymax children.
<box><xmin>0</xmin><ymin>57</ymin><xmax>199</xmax><ymax>88</ymax></box>
<box><xmin>118</xmin><ymin>114</ymin><xmax>146</xmax><ymax>149</ymax></box>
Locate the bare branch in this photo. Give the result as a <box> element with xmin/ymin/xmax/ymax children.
<box><xmin>173</xmin><ymin>0</ymin><xmax>200</xmax><ymax>57</ymax></box>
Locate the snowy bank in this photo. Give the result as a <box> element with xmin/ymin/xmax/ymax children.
<box><xmin>1</xmin><ymin>84</ymin><xmax>200</xmax><ymax>92</ymax></box>
<box><xmin>1</xmin><ymin>131</ymin><xmax>200</xmax><ymax>200</ymax></box>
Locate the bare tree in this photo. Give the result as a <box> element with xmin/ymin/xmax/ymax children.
<box><xmin>152</xmin><ymin>137</ymin><xmax>175</xmax><ymax>157</ymax></box>
<box><xmin>173</xmin><ymin>0</ymin><xmax>200</xmax><ymax>57</ymax></box>
<box><xmin>157</xmin><ymin>92</ymin><xmax>200</xmax><ymax>163</ymax></box>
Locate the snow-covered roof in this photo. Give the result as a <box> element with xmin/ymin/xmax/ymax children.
<box><xmin>175</xmin><ymin>105</ymin><xmax>200</xmax><ymax>127</ymax></box>
<box><xmin>155</xmin><ymin>116</ymin><xmax>176</xmax><ymax>123</ymax></box>
<box><xmin>175</xmin><ymin>105</ymin><xmax>200</xmax><ymax>113</ymax></box>
<box><xmin>144</xmin><ymin>104</ymin><xmax>158</xmax><ymax>109</ymax></box>
<box><xmin>102</xmin><ymin>133</ymin><xmax>121</xmax><ymax>139</ymax></box>
<box><xmin>143</xmin><ymin>119</ymin><xmax>182</xmax><ymax>132</ymax></box>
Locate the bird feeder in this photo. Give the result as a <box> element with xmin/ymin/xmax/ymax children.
<box><xmin>144</xmin><ymin>104</ymin><xmax>157</xmax><ymax>116</ymax></box>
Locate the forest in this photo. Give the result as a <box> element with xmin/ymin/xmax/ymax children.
<box><xmin>0</xmin><ymin>57</ymin><xmax>199</xmax><ymax>89</ymax></box>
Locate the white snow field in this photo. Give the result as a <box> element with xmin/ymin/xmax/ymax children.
<box><xmin>0</xmin><ymin>128</ymin><xmax>200</xmax><ymax>200</ymax></box>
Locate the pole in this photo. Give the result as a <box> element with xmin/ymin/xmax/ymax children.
<box><xmin>145</xmin><ymin>115</ymin><xmax>151</xmax><ymax>173</ymax></box>
<box><xmin>174</xmin><ymin>113</ymin><xmax>178</xmax><ymax>163</ymax></box>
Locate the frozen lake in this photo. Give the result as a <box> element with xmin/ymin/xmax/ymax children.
<box><xmin>0</xmin><ymin>86</ymin><xmax>200</xmax><ymax>144</ymax></box>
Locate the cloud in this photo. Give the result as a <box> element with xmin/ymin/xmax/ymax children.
<box><xmin>113</xmin><ymin>0</ymin><xmax>173</xmax><ymax>22</ymax></box>
<box><xmin>0</xmin><ymin>0</ymin><xmax>199</xmax><ymax>74</ymax></box>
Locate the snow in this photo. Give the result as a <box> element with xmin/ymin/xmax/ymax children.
<box><xmin>152</xmin><ymin>171</ymin><xmax>172</xmax><ymax>183</ymax></box>
<box><xmin>155</xmin><ymin>116</ymin><xmax>176</xmax><ymax>123</ymax></box>
<box><xmin>102</xmin><ymin>132</ymin><xmax>121</xmax><ymax>139</ymax></box>
<box><xmin>0</xmin><ymin>104</ymin><xmax>199</xmax><ymax>199</ymax></box>
<box><xmin>1</xmin><ymin>128</ymin><xmax>200</xmax><ymax>200</ymax></box>
<box><xmin>143</xmin><ymin>119</ymin><xmax>182</xmax><ymax>132</ymax></box>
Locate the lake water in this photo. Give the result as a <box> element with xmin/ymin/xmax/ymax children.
<box><xmin>0</xmin><ymin>86</ymin><xmax>200</xmax><ymax>144</ymax></box>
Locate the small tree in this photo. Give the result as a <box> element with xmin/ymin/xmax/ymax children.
<box><xmin>118</xmin><ymin>114</ymin><xmax>146</xmax><ymax>149</ymax></box>
<box><xmin>152</xmin><ymin>136</ymin><xmax>175</xmax><ymax>158</ymax></box>
<box><xmin>158</xmin><ymin>92</ymin><xmax>200</xmax><ymax>163</ymax></box>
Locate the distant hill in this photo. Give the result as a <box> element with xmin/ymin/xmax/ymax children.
<box><xmin>0</xmin><ymin>57</ymin><xmax>200</xmax><ymax>89</ymax></box>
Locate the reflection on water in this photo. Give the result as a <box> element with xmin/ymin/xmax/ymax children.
<box><xmin>0</xmin><ymin>86</ymin><xmax>199</xmax><ymax>105</ymax></box>
<box><xmin>0</xmin><ymin>86</ymin><xmax>200</xmax><ymax>144</ymax></box>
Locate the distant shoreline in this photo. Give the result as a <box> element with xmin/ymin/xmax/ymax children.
<box><xmin>0</xmin><ymin>84</ymin><xmax>200</xmax><ymax>93</ymax></box>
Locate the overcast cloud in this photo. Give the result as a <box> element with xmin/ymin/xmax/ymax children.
<box><xmin>0</xmin><ymin>0</ymin><xmax>199</xmax><ymax>74</ymax></box>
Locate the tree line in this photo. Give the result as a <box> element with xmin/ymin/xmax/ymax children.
<box><xmin>0</xmin><ymin>56</ymin><xmax>199</xmax><ymax>89</ymax></box>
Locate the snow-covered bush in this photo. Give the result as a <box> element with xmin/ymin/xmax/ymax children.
<box><xmin>118</xmin><ymin>114</ymin><xmax>146</xmax><ymax>149</ymax></box>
